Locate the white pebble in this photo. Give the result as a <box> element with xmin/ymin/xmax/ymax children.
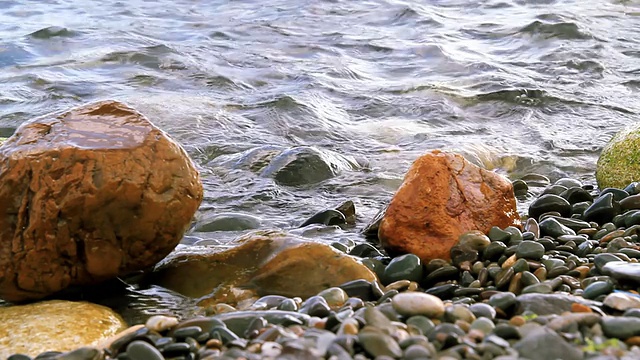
<box><xmin>261</xmin><ymin>341</ymin><xmax>282</xmax><ymax>357</ymax></box>
<box><xmin>391</xmin><ymin>292</ymin><xmax>444</xmax><ymax>318</ymax></box>
<box><xmin>145</xmin><ymin>315</ymin><xmax>178</xmax><ymax>332</ymax></box>
<box><xmin>603</xmin><ymin>292</ymin><xmax>640</xmax><ymax>311</ymax></box>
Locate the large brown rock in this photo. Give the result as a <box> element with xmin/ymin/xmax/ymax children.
<box><xmin>152</xmin><ymin>231</ymin><xmax>377</xmax><ymax>307</ymax></box>
<box><xmin>0</xmin><ymin>101</ymin><xmax>203</xmax><ymax>302</ymax></box>
<box><xmin>378</xmin><ymin>150</ymin><xmax>520</xmax><ymax>262</ymax></box>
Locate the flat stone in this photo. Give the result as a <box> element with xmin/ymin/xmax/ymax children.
<box><xmin>513</xmin><ymin>327</ymin><xmax>583</xmax><ymax>360</ymax></box>
<box><xmin>516</xmin><ymin>293</ymin><xmax>601</xmax><ymax>315</ymax></box>
<box><xmin>603</xmin><ymin>292</ymin><xmax>640</xmax><ymax>311</ymax></box>
<box><xmin>152</xmin><ymin>231</ymin><xmax>376</xmax><ymax>306</ymax></box>
<box><xmin>0</xmin><ymin>300</ymin><xmax>127</xmax><ymax>359</ymax></box>
<box><xmin>602</xmin><ymin>261</ymin><xmax>640</xmax><ymax>283</ymax></box>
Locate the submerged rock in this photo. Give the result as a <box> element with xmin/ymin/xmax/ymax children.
<box><xmin>378</xmin><ymin>150</ymin><xmax>520</xmax><ymax>262</ymax></box>
<box><xmin>0</xmin><ymin>300</ymin><xmax>126</xmax><ymax>358</ymax></box>
<box><xmin>596</xmin><ymin>123</ymin><xmax>640</xmax><ymax>189</ymax></box>
<box><xmin>192</xmin><ymin>212</ymin><xmax>262</xmax><ymax>232</ymax></box>
<box><xmin>151</xmin><ymin>231</ymin><xmax>377</xmax><ymax>306</ymax></box>
<box><xmin>260</xmin><ymin>146</ymin><xmax>360</xmax><ymax>186</ymax></box>
<box><xmin>0</xmin><ymin>100</ymin><xmax>203</xmax><ymax>302</ymax></box>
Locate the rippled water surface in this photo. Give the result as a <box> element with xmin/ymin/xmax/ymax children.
<box><xmin>1</xmin><ymin>0</ymin><xmax>639</xmax><ymax>320</ymax></box>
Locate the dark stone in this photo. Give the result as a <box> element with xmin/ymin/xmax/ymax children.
<box><xmin>602</xmin><ymin>317</ymin><xmax>640</xmax><ymax>339</ymax></box>
<box><xmin>299</xmin><ymin>296</ymin><xmax>331</xmax><ymax>317</ymax></box>
<box><xmin>299</xmin><ymin>209</ymin><xmax>347</xmax><ymax>228</ymax></box>
<box><xmin>349</xmin><ymin>243</ymin><xmax>384</xmax><ymax>258</ymax></box>
<box><xmin>528</xmin><ymin>194</ymin><xmax>571</xmax><ymax>220</ymax></box>
<box><xmin>423</xmin><ymin>265</ymin><xmax>459</xmax><ymax>285</ymax></box>
<box><xmin>488</xmin><ymin>292</ymin><xmax>517</xmax><ymax>312</ymax></box>
<box><xmin>594</xmin><ymin>253</ymin><xmax>624</xmax><ymax>273</ymax></box>
<box><xmin>512</xmin><ymin>179</ymin><xmax>528</xmax><ymax>196</ymax></box>
<box><xmin>260</xmin><ymin>146</ymin><xmax>357</xmax><ymax>186</ymax></box>
<box><xmin>538</xmin><ymin>218</ymin><xmax>575</xmax><ymax>238</ymax></box>
<box><xmin>582</xmin><ymin>281</ymin><xmax>614</xmax><ymax>300</ymax></box>
<box><xmin>548</xmin><ymin>216</ymin><xmax>591</xmax><ymax>232</ymax></box>
<box><xmin>582</xmin><ymin>193</ymin><xmax>621</xmax><ymax>225</ymax></box>
<box><xmin>339</xmin><ymin>279</ymin><xmax>375</xmax><ymax>301</ymax></box>
<box><xmin>624</xmin><ymin>182</ymin><xmax>640</xmax><ymax>195</ymax></box>
<box><xmin>382</xmin><ymin>254</ymin><xmax>423</xmax><ymax>285</ymax></box>
<box><xmin>425</xmin><ymin>284</ymin><xmax>459</xmax><ymax>300</ymax></box>
<box><xmin>483</xmin><ymin>241</ymin><xmax>507</xmax><ymax>261</ymax></box>
<box><xmin>515</xmin><ymin>241</ymin><xmax>545</xmax><ymax>260</ymax></box>
<box><xmin>600</xmin><ymin>188</ymin><xmax>629</xmax><ymax>201</ymax></box>
<box><xmin>492</xmin><ymin>323</ymin><xmax>521</xmax><ymax>340</ymax></box>
<box><xmin>126</xmin><ymin>340</ymin><xmax>164</xmax><ymax>360</ymax></box>
<box><xmin>560</xmin><ymin>187</ymin><xmax>593</xmax><ymax>204</ymax></box>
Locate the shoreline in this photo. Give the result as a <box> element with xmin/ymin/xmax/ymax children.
<box><xmin>5</xmin><ymin>173</ymin><xmax>640</xmax><ymax>360</ymax></box>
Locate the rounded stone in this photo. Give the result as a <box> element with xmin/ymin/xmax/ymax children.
<box><xmin>488</xmin><ymin>292</ymin><xmax>517</xmax><ymax>312</ymax></box>
<box><xmin>145</xmin><ymin>315</ymin><xmax>179</xmax><ymax>333</ymax></box>
<box><xmin>515</xmin><ymin>241</ymin><xmax>545</xmax><ymax>260</ymax></box>
<box><xmin>405</xmin><ymin>316</ymin><xmax>435</xmax><ymax>335</ymax></box>
<box><xmin>193</xmin><ymin>213</ymin><xmax>262</xmax><ymax>232</ymax></box>
<box><xmin>382</xmin><ymin>254</ymin><xmax>423</xmax><ymax>285</ymax></box>
<box><xmin>0</xmin><ymin>101</ymin><xmax>203</xmax><ymax>302</ymax></box>
<box><xmin>582</xmin><ymin>281</ymin><xmax>614</xmax><ymax>300</ymax></box>
<box><xmin>358</xmin><ymin>327</ymin><xmax>403</xmax><ymax>358</ymax></box>
<box><xmin>318</xmin><ymin>287</ymin><xmax>349</xmax><ymax>309</ymax></box>
<box><xmin>528</xmin><ymin>194</ymin><xmax>571</xmax><ymax>220</ymax></box>
<box><xmin>126</xmin><ymin>340</ymin><xmax>164</xmax><ymax>360</ymax></box>
<box><xmin>470</xmin><ymin>317</ymin><xmax>495</xmax><ymax>335</ymax></box>
<box><xmin>457</xmin><ymin>231</ymin><xmax>491</xmax><ymax>251</ymax></box>
<box><xmin>602</xmin><ymin>317</ymin><xmax>640</xmax><ymax>339</ymax></box>
<box><xmin>469</xmin><ymin>303</ymin><xmax>497</xmax><ymax>320</ymax></box>
<box><xmin>445</xmin><ymin>305</ymin><xmax>476</xmax><ymax>323</ymax></box>
<box><xmin>391</xmin><ymin>292</ymin><xmax>445</xmax><ymax>318</ymax></box>
<box><xmin>596</xmin><ymin>123</ymin><xmax>640</xmax><ymax>189</ymax></box>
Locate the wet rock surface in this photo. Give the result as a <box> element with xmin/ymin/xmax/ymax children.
<box><xmin>378</xmin><ymin>150</ymin><xmax>521</xmax><ymax>262</ymax></box>
<box><xmin>0</xmin><ymin>101</ymin><xmax>203</xmax><ymax>302</ymax></box>
<box><xmin>9</xmin><ymin>152</ymin><xmax>640</xmax><ymax>359</ymax></box>
<box><xmin>151</xmin><ymin>231</ymin><xmax>376</xmax><ymax>305</ymax></box>
<box><xmin>0</xmin><ymin>300</ymin><xmax>126</xmax><ymax>358</ymax></box>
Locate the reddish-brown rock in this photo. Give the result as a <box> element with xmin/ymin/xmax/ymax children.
<box><xmin>0</xmin><ymin>100</ymin><xmax>203</xmax><ymax>302</ymax></box>
<box><xmin>378</xmin><ymin>150</ymin><xmax>520</xmax><ymax>262</ymax></box>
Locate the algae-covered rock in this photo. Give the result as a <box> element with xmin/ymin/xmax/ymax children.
<box><xmin>596</xmin><ymin>124</ymin><xmax>640</xmax><ymax>189</ymax></box>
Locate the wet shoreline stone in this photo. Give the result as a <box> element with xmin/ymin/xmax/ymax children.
<box><xmin>9</xmin><ymin>172</ymin><xmax>640</xmax><ymax>359</ymax></box>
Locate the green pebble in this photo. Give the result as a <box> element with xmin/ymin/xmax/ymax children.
<box><xmin>382</xmin><ymin>254</ymin><xmax>423</xmax><ymax>285</ymax></box>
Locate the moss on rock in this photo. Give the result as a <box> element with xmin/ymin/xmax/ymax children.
<box><xmin>596</xmin><ymin>124</ymin><xmax>640</xmax><ymax>189</ymax></box>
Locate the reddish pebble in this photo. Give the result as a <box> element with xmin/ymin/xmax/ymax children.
<box><xmin>571</xmin><ymin>303</ymin><xmax>592</xmax><ymax>313</ymax></box>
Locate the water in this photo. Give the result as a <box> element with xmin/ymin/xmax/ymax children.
<box><xmin>1</xmin><ymin>0</ymin><xmax>639</xmax><ymax>321</ymax></box>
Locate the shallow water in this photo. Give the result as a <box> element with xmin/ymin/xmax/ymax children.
<box><xmin>1</xmin><ymin>0</ymin><xmax>639</xmax><ymax>322</ymax></box>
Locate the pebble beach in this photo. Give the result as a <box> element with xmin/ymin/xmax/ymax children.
<box><xmin>8</xmin><ymin>175</ymin><xmax>640</xmax><ymax>360</ymax></box>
